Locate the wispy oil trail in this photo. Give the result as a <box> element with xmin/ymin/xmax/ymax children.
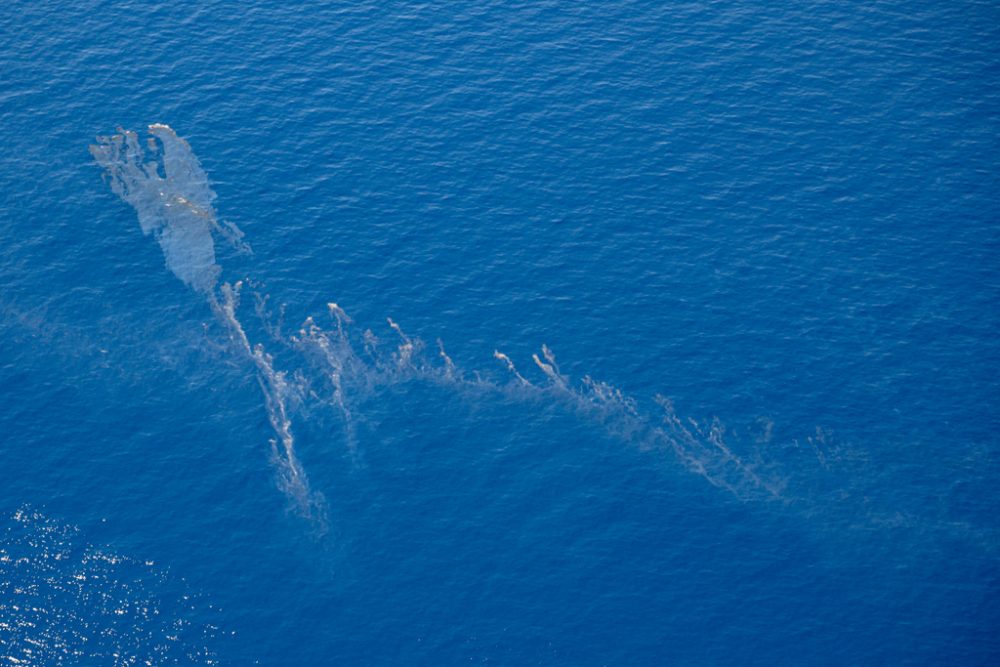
<box><xmin>91</xmin><ymin>124</ymin><xmax>789</xmax><ymax>517</ymax></box>
<box><xmin>493</xmin><ymin>350</ymin><xmax>530</xmax><ymax>386</ymax></box>
<box><xmin>93</xmin><ymin>125</ymin><xmax>954</xmax><ymax>544</ymax></box>
<box><xmin>211</xmin><ymin>283</ymin><xmax>325</xmax><ymax>522</ymax></box>
<box><xmin>91</xmin><ymin>125</ymin><xmax>325</xmax><ymax>526</ymax></box>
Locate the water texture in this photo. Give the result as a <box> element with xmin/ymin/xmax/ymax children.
<box><xmin>2</xmin><ymin>0</ymin><xmax>999</xmax><ymax>664</ymax></box>
<box><xmin>0</xmin><ymin>508</ymin><xmax>224</xmax><ymax>665</ymax></box>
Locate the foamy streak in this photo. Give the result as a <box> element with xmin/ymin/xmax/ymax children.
<box><xmin>92</xmin><ymin>125</ymin><xmax>780</xmax><ymax>509</ymax></box>
<box><xmin>91</xmin><ymin>125</ymin><xmax>322</xmax><ymax>522</ymax></box>
<box><xmin>90</xmin><ymin>129</ymin><xmax>999</xmax><ymax>554</ymax></box>
<box><xmin>532</xmin><ymin>343</ymin><xmax>568</xmax><ymax>389</ymax></box>
<box><xmin>492</xmin><ymin>344</ymin><xmax>771</xmax><ymax>496</ymax></box>
<box><xmin>387</xmin><ymin>317</ymin><xmax>417</xmax><ymax>368</ymax></box>
<box><xmin>244</xmin><ymin>305</ymin><xmax>1000</xmax><ymax>554</ymax></box>
<box><xmin>276</xmin><ymin>295</ymin><xmax>781</xmax><ymax>500</ymax></box>
<box><xmin>493</xmin><ymin>350</ymin><xmax>530</xmax><ymax>386</ymax></box>
<box><xmin>300</xmin><ymin>308</ymin><xmax>781</xmax><ymax>501</ymax></box>
<box><xmin>291</xmin><ymin>308</ymin><xmax>360</xmax><ymax>456</ymax></box>
<box><xmin>437</xmin><ymin>339</ymin><xmax>458</xmax><ymax>378</ymax></box>
<box><xmin>212</xmin><ymin>283</ymin><xmax>324</xmax><ymax>521</ymax></box>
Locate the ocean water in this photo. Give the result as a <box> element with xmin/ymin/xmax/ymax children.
<box><xmin>1</xmin><ymin>0</ymin><xmax>998</xmax><ymax>664</ymax></box>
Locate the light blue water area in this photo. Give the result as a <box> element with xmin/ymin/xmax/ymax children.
<box><xmin>1</xmin><ymin>0</ymin><xmax>999</xmax><ymax>664</ymax></box>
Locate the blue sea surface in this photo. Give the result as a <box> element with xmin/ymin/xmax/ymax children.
<box><xmin>1</xmin><ymin>1</ymin><xmax>999</xmax><ymax>664</ymax></box>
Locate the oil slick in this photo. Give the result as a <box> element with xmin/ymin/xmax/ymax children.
<box><xmin>90</xmin><ymin>124</ymin><xmax>248</xmax><ymax>295</ymax></box>
<box><xmin>92</xmin><ymin>125</ymin><xmax>955</xmax><ymax>548</ymax></box>
<box><xmin>91</xmin><ymin>125</ymin><xmax>324</xmax><ymax>527</ymax></box>
<box><xmin>91</xmin><ymin>124</ymin><xmax>785</xmax><ymax>521</ymax></box>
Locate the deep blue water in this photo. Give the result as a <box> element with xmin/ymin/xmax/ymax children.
<box><xmin>2</xmin><ymin>0</ymin><xmax>999</xmax><ymax>664</ymax></box>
